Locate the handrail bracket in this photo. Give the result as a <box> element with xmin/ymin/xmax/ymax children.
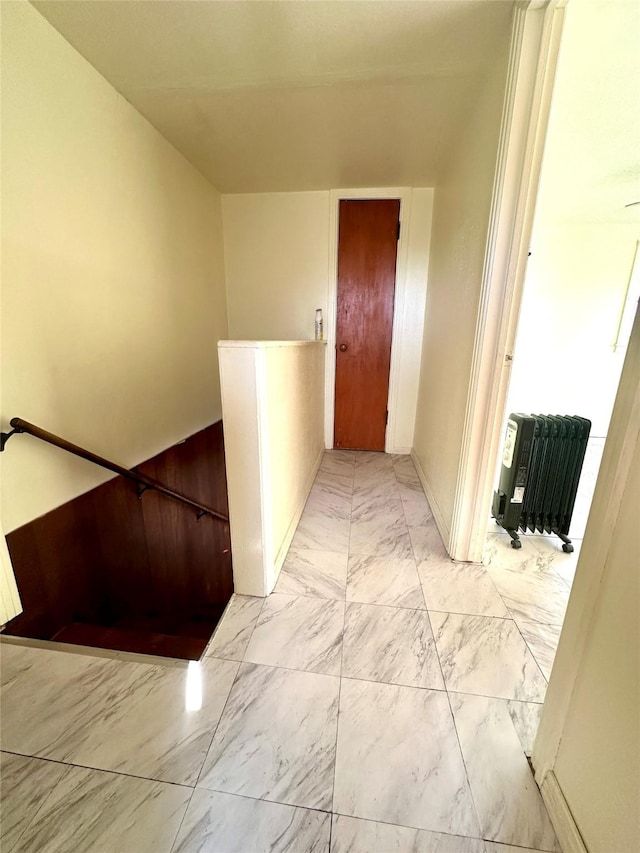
<box><xmin>0</xmin><ymin>426</ymin><xmax>24</xmax><ymax>452</ymax></box>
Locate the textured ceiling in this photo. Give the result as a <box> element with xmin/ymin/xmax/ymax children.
<box><xmin>31</xmin><ymin>0</ymin><xmax>514</xmax><ymax>192</ymax></box>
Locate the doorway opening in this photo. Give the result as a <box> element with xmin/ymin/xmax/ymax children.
<box><xmin>479</xmin><ymin>0</ymin><xmax>638</xmax><ymax>761</ymax></box>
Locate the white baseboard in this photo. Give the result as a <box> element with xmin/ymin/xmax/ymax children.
<box><xmin>387</xmin><ymin>446</ymin><xmax>412</xmax><ymax>455</ymax></box>
<box><xmin>410</xmin><ymin>449</ymin><xmax>452</xmax><ymax>554</ymax></box>
<box><xmin>270</xmin><ymin>446</ymin><xmax>324</xmax><ymax>592</ymax></box>
<box><xmin>540</xmin><ymin>771</ymin><xmax>587</xmax><ymax>853</ymax></box>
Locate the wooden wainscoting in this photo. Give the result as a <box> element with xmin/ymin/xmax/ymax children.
<box><xmin>5</xmin><ymin>422</ymin><xmax>232</xmax><ymax>659</ymax></box>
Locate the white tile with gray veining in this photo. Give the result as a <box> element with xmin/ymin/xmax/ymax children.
<box><xmin>530</xmin><ymin>535</ymin><xmax>582</xmax><ymax>588</ymax></box>
<box><xmin>351</xmin><ymin>488</ymin><xmax>401</xmax><ymax>522</ymax></box>
<box><xmin>450</xmin><ymin>693</ymin><xmax>560</xmax><ymax>851</ymax></box>
<box><xmin>342</xmin><ymin>602</ymin><xmax>444</xmax><ymax>690</ymax></box>
<box><xmin>1</xmin><ymin>446</ymin><xmax>577</xmax><ymax>849</ymax></box>
<box><xmin>418</xmin><ymin>559</ymin><xmax>509</xmax><ymax>618</ymax></box>
<box><xmin>392</xmin><ymin>457</ymin><xmax>422</xmax><ymax>486</ymax></box>
<box><xmin>11</xmin><ymin>764</ymin><xmax>190</xmax><ymax>853</ymax></box>
<box><xmin>244</xmin><ymin>593</ymin><xmax>344</xmax><ymax>675</ymax></box>
<box><xmin>482</xmin><ymin>534</ymin><xmax>549</xmax><ymax>572</ymax></box>
<box><xmin>353</xmin><ymin>451</ymin><xmax>393</xmax><ymax>470</ymax></box>
<box><xmin>0</xmin><ymin>643</ymin><xmax>239</xmax><ymax>784</ymax></box>
<box><xmin>397</xmin><ymin>479</ymin><xmax>427</xmax><ymax>501</ymax></box>
<box><xmin>0</xmin><ymin>643</ymin><xmax>109</xmax><ymax>758</ymax></box>
<box><xmin>172</xmin><ymin>789</ymin><xmax>330</xmax><ymax>853</ymax></box>
<box><xmin>315</xmin><ymin>467</ymin><xmax>355</xmax><ymax>500</ymax></box>
<box><xmin>305</xmin><ymin>482</ymin><xmax>353</xmax><ymax>520</ymax></box>
<box><xmin>353</xmin><ymin>465</ymin><xmax>397</xmax><ymax>491</ymax></box>
<box><xmin>350</xmin><ymin>502</ymin><xmax>414</xmax><ymax>559</ymax></box>
<box><xmin>351</xmin><ymin>483</ymin><xmax>400</xmax><ymax>512</ymax></box>
<box><xmin>401</xmin><ymin>493</ymin><xmax>434</xmax><ymax>527</ymax></box>
<box><xmin>429</xmin><ymin>613</ymin><xmax>547</xmax><ymax>702</ymax></box>
<box><xmin>0</xmin><ymin>752</ymin><xmax>70</xmax><ymax>853</ymax></box>
<box><xmin>198</xmin><ymin>663</ymin><xmax>339</xmax><ymax>811</ymax></box>
<box><xmin>484</xmin><ymin>844</ymin><xmax>555</xmax><ymax>853</ymax></box>
<box><xmin>275</xmin><ymin>548</ymin><xmax>348</xmax><ymax>599</ymax></box>
<box><xmin>205</xmin><ymin>594</ymin><xmax>264</xmax><ymax>660</ymax></box>
<box><xmin>333</xmin><ymin>678</ymin><xmax>480</xmax><ymax>837</ymax></box>
<box><xmin>505</xmin><ymin>700</ymin><xmax>543</xmax><ymax>757</ymax></box>
<box><xmin>330</xmin><ymin>814</ymin><xmax>486</xmax><ymax>853</ymax></box>
<box><xmin>346</xmin><ymin>554</ymin><xmax>425</xmax><ymax>609</ymax></box>
<box><xmin>409</xmin><ymin>522</ymin><xmax>449</xmax><ymax>562</ymax></box>
<box><xmin>486</xmin><ymin>562</ymin><xmax>569</xmax><ymax>626</ymax></box>
<box><xmin>319</xmin><ymin>451</ymin><xmax>356</xmax><ymax>477</ymax></box>
<box><xmin>291</xmin><ymin>512</ymin><xmax>351</xmax><ymax>553</ymax></box>
<box><xmin>515</xmin><ymin>618</ymin><xmax>562</xmax><ymax>681</ymax></box>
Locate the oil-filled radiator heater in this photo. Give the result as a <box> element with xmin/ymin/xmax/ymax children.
<box><xmin>492</xmin><ymin>414</ymin><xmax>591</xmax><ymax>552</ymax></box>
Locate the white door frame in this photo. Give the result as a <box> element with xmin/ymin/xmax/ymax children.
<box><xmin>449</xmin><ymin>0</ymin><xmax>568</xmax><ymax>562</ymax></box>
<box><xmin>325</xmin><ymin>187</ymin><xmax>413</xmax><ymax>453</ymax></box>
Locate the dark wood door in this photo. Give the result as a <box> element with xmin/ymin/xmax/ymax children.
<box><xmin>334</xmin><ymin>199</ymin><xmax>400</xmax><ymax>450</ymax></box>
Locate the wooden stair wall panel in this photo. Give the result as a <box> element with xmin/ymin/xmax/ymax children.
<box><xmin>4</xmin><ymin>421</ymin><xmax>232</xmax><ymax>650</ymax></box>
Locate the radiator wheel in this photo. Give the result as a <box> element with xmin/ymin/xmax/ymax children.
<box><xmin>510</xmin><ymin>539</ymin><xmax>522</xmax><ymax>549</ymax></box>
<box><xmin>562</xmin><ymin>543</ymin><xmax>574</xmax><ymax>553</ymax></box>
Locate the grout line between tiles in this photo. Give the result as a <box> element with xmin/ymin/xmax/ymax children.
<box><xmin>192</xmin><ymin>596</ymin><xmax>270</xmax><ymax>782</ymax></box>
<box><xmin>192</xmin><ymin>657</ymin><xmax>244</xmax><ymax>790</ymax></box>
<box><xmin>511</xmin><ymin>620</ymin><xmax>553</xmax><ymax>687</ymax></box>
<box><xmin>440</xmin><ymin>684</ymin><xmax>485</xmax><ymax>840</ymax></box>
<box><xmin>426</xmin><ymin>608</ymin><xmax>518</xmax><ymax>621</ymax></box>
<box><xmin>168</xmin><ymin>783</ymin><xmax>196</xmax><ymax>852</ymax></box>
<box><xmin>178</xmin><ymin>782</ymin><xmax>336</xmax><ymax>822</ymax></box>
<box><xmin>1</xmin><ymin>754</ymin><xmax>78</xmax><ymax>853</ymax></box>
<box><xmin>330</xmin><ymin>810</ymin><xmax>490</xmax><ymax>847</ymax></box>
<box><xmin>483</xmin><ymin>550</ymin><xmax>563</xmax><ymax>688</ymax></box>
<box><xmin>0</xmin><ymin>749</ymin><xmax>196</xmax><ymax>788</ymax></box>
<box><xmin>329</xmin><ymin>599</ymin><xmax>347</xmax><ymax>823</ymax></box>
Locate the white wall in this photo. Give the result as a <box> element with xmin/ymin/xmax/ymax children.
<box><xmin>508</xmin><ymin>227</ymin><xmax>631</xmax><ymax>435</ymax></box>
<box><xmin>1</xmin><ymin>1</ymin><xmax>228</xmax><ymax>533</ymax></box>
<box><xmin>222</xmin><ymin>189</ymin><xmax>433</xmax><ymax>453</ymax></box>
<box><xmin>506</xmin><ymin>0</ymin><xmax>639</xmax><ymax>438</ymax></box>
<box><xmin>412</xmin><ymin>44</ymin><xmax>510</xmax><ymax>541</ymax></box>
<box><xmin>218</xmin><ymin>341</ymin><xmax>325</xmax><ymax>596</ymax></box>
<box><xmin>534</xmin><ymin>303</ymin><xmax>640</xmax><ymax>853</ymax></box>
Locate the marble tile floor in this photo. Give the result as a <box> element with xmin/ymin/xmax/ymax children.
<box><xmin>0</xmin><ymin>449</ymin><xmax>582</xmax><ymax>852</ymax></box>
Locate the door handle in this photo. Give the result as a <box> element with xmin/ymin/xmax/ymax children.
<box><xmin>338</xmin><ymin>344</ymin><xmax>348</xmax><ymax>352</ymax></box>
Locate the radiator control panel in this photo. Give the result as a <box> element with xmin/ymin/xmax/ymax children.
<box><xmin>502</xmin><ymin>419</ymin><xmax>518</xmax><ymax>469</ymax></box>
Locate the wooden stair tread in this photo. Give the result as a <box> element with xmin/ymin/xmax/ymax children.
<box><xmin>51</xmin><ymin>622</ymin><xmax>209</xmax><ymax>660</ymax></box>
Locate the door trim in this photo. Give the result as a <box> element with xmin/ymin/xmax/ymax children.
<box><xmin>449</xmin><ymin>0</ymin><xmax>568</xmax><ymax>561</ymax></box>
<box><xmin>326</xmin><ymin>187</ymin><xmax>412</xmax><ymax>452</ymax></box>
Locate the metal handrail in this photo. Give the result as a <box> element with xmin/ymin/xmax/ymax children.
<box><xmin>1</xmin><ymin>417</ymin><xmax>229</xmax><ymax>523</ymax></box>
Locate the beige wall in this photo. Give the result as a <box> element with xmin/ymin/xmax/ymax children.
<box><xmin>555</xmin><ymin>433</ymin><xmax>639</xmax><ymax>851</ymax></box>
<box><xmin>218</xmin><ymin>341</ymin><xmax>325</xmax><ymax>596</ymax></box>
<box><xmin>222</xmin><ymin>188</ymin><xmax>433</xmax><ymax>453</ymax></box>
<box><xmin>534</xmin><ymin>303</ymin><xmax>640</xmax><ymax>852</ymax></box>
<box><xmin>412</xmin><ymin>46</ymin><xmax>509</xmax><ymax>539</ymax></box>
<box><xmin>223</xmin><ymin>192</ymin><xmax>330</xmax><ymax>342</ymax></box>
<box><xmin>1</xmin><ymin>1</ymin><xmax>228</xmax><ymax>533</ymax></box>
<box><xmin>263</xmin><ymin>344</ymin><xmax>326</xmax><ymax>576</ymax></box>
